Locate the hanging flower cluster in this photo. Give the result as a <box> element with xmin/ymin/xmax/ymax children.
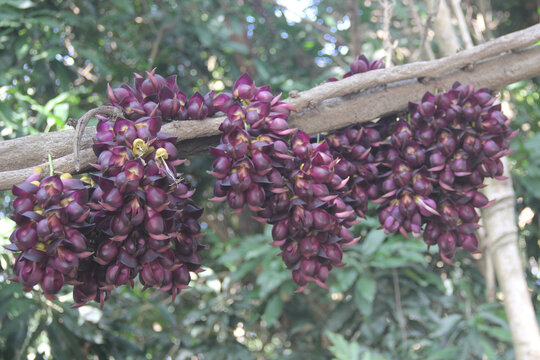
<box><xmin>7</xmin><ymin>169</ymin><xmax>92</xmax><ymax>300</ymax></box>
<box><xmin>7</xmin><ymin>57</ymin><xmax>514</xmax><ymax>298</ymax></box>
<box><xmin>324</xmin><ymin>57</ymin><xmax>514</xmax><ymax>264</ymax></box>
<box><xmin>7</xmin><ymin>71</ymin><xmax>205</xmax><ymax>306</ymax></box>
<box><xmin>208</xmin><ymin>74</ymin><xmax>361</xmax><ymax>290</ymax></box>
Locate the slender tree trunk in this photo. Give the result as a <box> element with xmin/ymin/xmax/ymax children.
<box><xmin>482</xmin><ymin>157</ymin><xmax>540</xmax><ymax>360</ymax></box>
<box><xmin>426</xmin><ymin>0</ymin><xmax>461</xmax><ymax>56</ymax></box>
<box><xmin>428</xmin><ymin>4</ymin><xmax>540</xmax><ymax>358</ymax></box>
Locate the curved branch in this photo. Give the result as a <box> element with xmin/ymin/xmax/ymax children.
<box><xmin>72</xmin><ymin>106</ymin><xmax>123</xmax><ymax>171</ymax></box>
<box><xmin>0</xmin><ymin>25</ymin><xmax>539</xmax><ymax>191</ymax></box>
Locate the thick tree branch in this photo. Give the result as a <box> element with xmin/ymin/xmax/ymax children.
<box><xmin>287</xmin><ymin>23</ymin><xmax>540</xmax><ymax>111</ymax></box>
<box><xmin>290</xmin><ymin>45</ymin><xmax>540</xmax><ymax>134</ymax></box>
<box><xmin>0</xmin><ymin>25</ymin><xmax>539</xmax><ymax>191</ymax></box>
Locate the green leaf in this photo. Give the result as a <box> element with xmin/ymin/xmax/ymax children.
<box><xmin>256</xmin><ymin>270</ymin><xmax>289</xmax><ymax>298</ymax></box>
<box><xmin>426</xmin><ymin>347</ymin><xmax>460</xmax><ymax>360</ymax></box>
<box><xmin>354</xmin><ymin>294</ymin><xmax>373</xmax><ymax>317</ymax></box>
<box><xmin>355</xmin><ymin>276</ymin><xmax>377</xmax><ymax>302</ymax></box>
<box><xmin>253</xmin><ymin>59</ymin><xmax>270</xmax><ymax>80</ymax></box>
<box><xmin>225</xmin><ymin>40</ymin><xmax>249</xmax><ymax>55</ymax></box>
<box><xmin>52</xmin><ymin>103</ymin><xmax>69</xmax><ymax>127</ymax></box>
<box><xmin>477</xmin><ymin>324</ymin><xmax>512</xmax><ymax>342</ymax></box>
<box><xmin>431</xmin><ymin>314</ymin><xmax>463</xmax><ymax>338</ymax></box>
<box><xmin>478</xmin><ymin>336</ymin><xmax>498</xmax><ymax>359</ymax></box>
<box><xmin>330</xmin><ymin>268</ymin><xmax>357</xmax><ymax>293</ymax></box>
<box><xmin>262</xmin><ymin>294</ymin><xmax>282</xmax><ymax>326</ymax></box>
<box><xmin>360</xmin><ymin>229</ymin><xmax>386</xmax><ymax>257</ymax></box>
<box><xmin>326</xmin><ymin>332</ymin><xmax>360</xmax><ymax>360</ymax></box>
<box><xmin>3</xmin><ymin>0</ymin><xmax>35</xmax><ymax>9</ymax></box>
<box><xmin>195</xmin><ymin>26</ymin><xmax>212</xmax><ymax>47</ymax></box>
<box><xmin>44</xmin><ymin>92</ymin><xmax>72</xmax><ymax>112</ymax></box>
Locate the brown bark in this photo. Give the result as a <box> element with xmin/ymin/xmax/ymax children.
<box><xmin>1</xmin><ymin>43</ymin><xmax>540</xmax><ymax>190</ymax></box>
<box><xmin>285</xmin><ymin>23</ymin><xmax>540</xmax><ymax>112</ymax></box>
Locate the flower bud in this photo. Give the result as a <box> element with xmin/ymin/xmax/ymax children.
<box><xmin>281</xmin><ymin>241</ymin><xmax>301</xmax><ymax>266</ymax></box>
<box><xmin>300</xmin><ymin>236</ymin><xmax>320</xmax><ymax>257</ymax></box>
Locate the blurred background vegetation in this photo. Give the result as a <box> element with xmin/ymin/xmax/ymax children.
<box><xmin>0</xmin><ymin>0</ymin><xmax>539</xmax><ymax>359</ymax></box>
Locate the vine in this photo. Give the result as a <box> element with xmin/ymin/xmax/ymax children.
<box><xmin>4</xmin><ymin>55</ymin><xmax>513</xmax><ymax>306</ymax></box>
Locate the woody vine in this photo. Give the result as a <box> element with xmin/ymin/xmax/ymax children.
<box><xmin>5</xmin><ymin>53</ymin><xmax>515</xmax><ymax>306</ymax></box>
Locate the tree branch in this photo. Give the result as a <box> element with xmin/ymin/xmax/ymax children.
<box><xmin>0</xmin><ymin>25</ymin><xmax>539</xmax><ymax>191</ymax></box>
<box><xmin>287</xmin><ymin>23</ymin><xmax>540</xmax><ymax>112</ymax></box>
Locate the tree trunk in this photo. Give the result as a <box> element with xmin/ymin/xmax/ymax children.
<box><xmin>426</xmin><ymin>0</ymin><xmax>461</xmax><ymax>56</ymax></box>
<box><xmin>482</xmin><ymin>158</ymin><xmax>540</xmax><ymax>360</ymax></box>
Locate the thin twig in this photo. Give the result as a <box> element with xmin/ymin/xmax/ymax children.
<box><xmin>72</xmin><ymin>106</ymin><xmax>123</xmax><ymax>171</ymax></box>
<box><xmin>149</xmin><ymin>24</ymin><xmax>174</xmax><ymax>69</ymax></box>
<box><xmin>405</xmin><ymin>0</ymin><xmax>435</xmax><ymax>60</ymax></box>
<box><xmin>420</xmin><ymin>0</ymin><xmax>440</xmax><ymax>60</ymax></box>
<box><xmin>392</xmin><ymin>269</ymin><xmax>408</xmax><ymax>347</ymax></box>
<box><xmin>348</xmin><ymin>0</ymin><xmax>361</xmax><ymax>56</ymax></box>
<box><xmin>378</xmin><ymin>0</ymin><xmax>395</xmax><ymax>66</ymax></box>
<box><xmin>450</xmin><ymin>0</ymin><xmax>474</xmax><ymax>49</ymax></box>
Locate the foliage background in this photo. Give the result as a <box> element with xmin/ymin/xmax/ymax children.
<box><xmin>0</xmin><ymin>0</ymin><xmax>539</xmax><ymax>359</ymax></box>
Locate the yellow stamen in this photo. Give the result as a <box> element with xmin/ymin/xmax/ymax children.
<box><xmin>31</xmin><ymin>180</ymin><xmax>40</xmax><ymax>187</ymax></box>
<box><xmin>33</xmin><ymin>166</ymin><xmax>43</xmax><ymax>175</ymax></box>
<box><xmin>132</xmin><ymin>138</ymin><xmax>151</xmax><ymax>158</ymax></box>
<box><xmin>155</xmin><ymin>148</ymin><xmax>168</xmax><ymax>161</ymax></box>
<box><xmin>80</xmin><ymin>176</ymin><xmax>94</xmax><ymax>186</ymax></box>
<box><xmin>34</xmin><ymin>243</ymin><xmax>46</xmax><ymax>251</ymax></box>
<box><xmin>60</xmin><ymin>173</ymin><xmax>72</xmax><ymax>179</ymax></box>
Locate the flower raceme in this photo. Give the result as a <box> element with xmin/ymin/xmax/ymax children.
<box><xmin>208</xmin><ymin>73</ymin><xmax>360</xmax><ymax>291</ymax></box>
<box><xmin>7</xmin><ymin>70</ymin><xmax>205</xmax><ymax>307</ymax></box>
<box><xmin>320</xmin><ymin>56</ymin><xmax>513</xmax><ymax>264</ymax></box>
<box><xmin>7</xmin><ymin>169</ymin><xmax>93</xmax><ymax>300</ymax></box>
<box><xmin>7</xmin><ymin>62</ymin><xmax>514</xmax><ymax>301</ymax></box>
<box><xmin>85</xmin><ymin>112</ymin><xmax>204</xmax><ymax>307</ymax></box>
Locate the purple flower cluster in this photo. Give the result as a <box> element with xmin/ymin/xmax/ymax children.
<box><xmin>275</xmin><ymin>131</ymin><xmax>360</xmax><ymax>291</ymax></box>
<box><xmin>108</xmin><ymin>68</ymin><xmax>215</xmax><ymax>121</ymax></box>
<box><xmin>209</xmin><ymin>74</ymin><xmax>295</xmax><ymax>211</ymax></box>
<box><xmin>407</xmin><ymin>83</ymin><xmax>515</xmax><ymax>263</ymax></box>
<box><xmin>328</xmin><ymin>81</ymin><xmax>513</xmax><ymax>264</ymax></box>
<box><xmin>7</xmin><ymin>70</ymin><xmax>205</xmax><ymax>306</ymax></box>
<box><xmin>327</xmin><ymin>54</ymin><xmax>385</xmax><ymax>82</ymax></box>
<box><xmin>7</xmin><ymin>60</ymin><xmax>514</xmax><ymax>299</ymax></box>
<box><xmin>209</xmin><ymin>74</ymin><xmax>360</xmax><ymax>290</ymax></box>
<box><xmin>82</xmin><ymin>113</ymin><xmax>203</xmax><ymax>307</ymax></box>
<box><xmin>322</xmin><ymin>54</ymin><xmax>514</xmax><ymax>264</ymax></box>
<box><xmin>7</xmin><ymin>169</ymin><xmax>92</xmax><ymax>300</ymax></box>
